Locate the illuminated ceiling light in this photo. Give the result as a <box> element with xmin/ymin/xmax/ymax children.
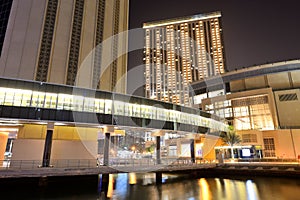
<box><xmin>0</xmin><ymin>128</ymin><xmax>19</xmax><ymax>132</ymax></box>
<box><xmin>0</xmin><ymin>123</ymin><xmax>23</xmax><ymax>126</ymax></box>
<box><xmin>36</xmin><ymin>122</ymin><xmax>48</xmax><ymax>125</ymax></box>
<box><xmin>0</xmin><ymin>120</ymin><xmax>19</xmax><ymax>124</ymax></box>
<box><xmin>54</xmin><ymin>122</ymin><xmax>67</xmax><ymax>126</ymax></box>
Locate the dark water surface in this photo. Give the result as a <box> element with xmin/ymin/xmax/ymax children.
<box><xmin>2</xmin><ymin>173</ymin><xmax>300</xmax><ymax>200</ymax></box>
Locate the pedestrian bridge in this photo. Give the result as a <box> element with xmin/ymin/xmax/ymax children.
<box><xmin>0</xmin><ymin>77</ymin><xmax>227</xmax><ymax>133</ymax></box>
<box><xmin>0</xmin><ymin>77</ymin><xmax>227</xmax><ymax>169</ymax></box>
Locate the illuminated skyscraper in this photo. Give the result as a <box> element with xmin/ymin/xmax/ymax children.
<box><xmin>143</xmin><ymin>11</ymin><xmax>226</xmax><ymax>106</ymax></box>
<box><xmin>0</xmin><ymin>0</ymin><xmax>13</xmax><ymax>57</ymax></box>
<box><xmin>0</xmin><ymin>0</ymin><xmax>129</xmax><ymax>93</ymax></box>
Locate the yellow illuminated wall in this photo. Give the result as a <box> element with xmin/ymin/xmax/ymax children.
<box><xmin>18</xmin><ymin>124</ymin><xmax>98</xmax><ymax>141</ymax></box>
<box><xmin>0</xmin><ymin>132</ymin><xmax>8</xmax><ymax>161</ymax></box>
<box><xmin>13</xmin><ymin>125</ymin><xmax>99</xmax><ymax>161</ymax></box>
<box><xmin>237</xmin><ymin>129</ymin><xmax>300</xmax><ymax>159</ymax></box>
<box><xmin>203</xmin><ymin>136</ymin><xmax>223</xmax><ymax>160</ymax></box>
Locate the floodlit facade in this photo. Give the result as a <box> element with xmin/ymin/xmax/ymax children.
<box><xmin>143</xmin><ymin>11</ymin><xmax>226</xmax><ymax>106</ymax></box>
<box><xmin>192</xmin><ymin>59</ymin><xmax>300</xmax><ymax>159</ymax></box>
<box><xmin>0</xmin><ymin>3</ymin><xmax>228</xmax><ymax>165</ymax></box>
<box><xmin>0</xmin><ymin>0</ymin><xmax>129</xmax><ymax>93</ymax></box>
<box><xmin>0</xmin><ymin>77</ymin><xmax>227</xmax><ymax>162</ymax></box>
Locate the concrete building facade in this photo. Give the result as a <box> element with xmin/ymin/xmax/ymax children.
<box><xmin>192</xmin><ymin>59</ymin><xmax>300</xmax><ymax>159</ymax></box>
<box><xmin>0</xmin><ymin>0</ymin><xmax>129</xmax><ymax>93</ymax></box>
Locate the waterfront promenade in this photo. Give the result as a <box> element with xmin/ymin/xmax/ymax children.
<box><xmin>1</xmin><ymin>159</ymin><xmax>300</xmax><ymax>179</ymax></box>
<box><xmin>0</xmin><ymin>158</ymin><xmax>216</xmax><ymax>178</ymax></box>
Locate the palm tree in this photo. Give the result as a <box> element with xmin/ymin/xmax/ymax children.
<box><xmin>220</xmin><ymin>126</ymin><xmax>242</xmax><ymax>159</ymax></box>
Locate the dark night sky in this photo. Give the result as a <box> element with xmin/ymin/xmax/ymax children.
<box><xmin>127</xmin><ymin>0</ymin><xmax>300</xmax><ymax>95</ymax></box>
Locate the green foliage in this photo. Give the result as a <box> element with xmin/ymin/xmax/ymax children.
<box><xmin>145</xmin><ymin>144</ymin><xmax>155</xmax><ymax>153</ymax></box>
<box><xmin>220</xmin><ymin>125</ymin><xmax>241</xmax><ymax>147</ymax></box>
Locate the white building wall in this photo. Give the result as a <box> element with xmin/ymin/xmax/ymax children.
<box><xmin>0</xmin><ymin>0</ymin><xmax>46</xmax><ymax>79</ymax></box>
<box><xmin>51</xmin><ymin>140</ymin><xmax>97</xmax><ymax>160</ymax></box>
<box><xmin>11</xmin><ymin>139</ymin><xmax>97</xmax><ymax>164</ymax></box>
<box><xmin>0</xmin><ymin>0</ymin><xmax>128</xmax><ymax>93</ymax></box>
<box><xmin>48</xmin><ymin>0</ymin><xmax>75</xmax><ymax>84</ymax></box>
<box><xmin>76</xmin><ymin>0</ymin><xmax>97</xmax><ymax>89</ymax></box>
<box><xmin>274</xmin><ymin>89</ymin><xmax>300</xmax><ymax>127</ymax></box>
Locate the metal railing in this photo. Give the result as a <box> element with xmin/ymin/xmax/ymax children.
<box><xmin>0</xmin><ymin>158</ymin><xmax>216</xmax><ymax>170</ymax></box>
<box><xmin>236</xmin><ymin>158</ymin><xmax>299</xmax><ymax>163</ymax></box>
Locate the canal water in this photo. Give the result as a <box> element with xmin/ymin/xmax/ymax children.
<box><xmin>2</xmin><ymin>173</ymin><xmax>300</xmax><ymax>200</ymax></box>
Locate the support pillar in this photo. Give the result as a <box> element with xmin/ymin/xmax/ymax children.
<box><xmin>156</xmin><ymin>172</ymin><xmax>162</xmax><ymax>185</ymax></box>
<box><xmin>156</xmin><ymin>136</ymin><xmax>161</xmax><ymax>164</ymax></box>
<box><xmin>42</xmin><ymin>123</ymin><xmax>54</xmax><ymax>167</ymax></box>
<box><xmin>190</xmin><ymin>139</ymin><xmax>195</xmax><ymax>163</ymax></box>
<box><xmin>103</xmin><ymin>132</ymin><xmax>111</xmax><ymax>166</ymax></box>
<box><xmin>101</xmin><ymin>174</ymin><xmax>109</xmax><ymax>195</ymax></box>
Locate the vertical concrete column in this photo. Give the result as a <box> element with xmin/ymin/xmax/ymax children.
<box><xmin>42</xmin><ymin>122</ymin><xmax>54</xmax><ymax>167</ymax></box>
<box><xmin>100</xmin><ymin>174</ymin><xmax>109</xmax><ymax>196</ymax></box>
<box><xmin>156</xmin><ymin>136</ymin><xmax>161</xmax><ymax>164</ymax></box>
<box><xmin>103</xmin><ymin>132</ymin><xmax>111</xmax><ymax>166</ymax></box>
<box><xmin>156</xmin><ymin>172</ymin><xmax>162</xmax><ymax>185</ymax></box>
<box><xmin>103</xmin><ymin>126</ymin><xmax>114</xmax><ymax>166</ymax></box>
<box><xmin>190</xmin><ymin>139</ymin><xmax>195</xmax><ymax>163</ymax></box>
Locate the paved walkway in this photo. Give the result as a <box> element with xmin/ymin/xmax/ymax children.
<box><xmin>0</xmin><ymin>163</ymin><xmax>216</xmax><ymax>179</ymax></box>
<box><xmin>2</xmin><ymin>162</ymin><xmax>300</xmax><ymax>179</ymax></box>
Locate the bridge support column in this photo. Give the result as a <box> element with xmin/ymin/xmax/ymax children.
<box><xmin>190</xmin><ymin>139</ymin><xmax>195</xmax><ymax>163</ymax></box>
<box><xmin>103</xmin><ymin>132</ymin><xmax>110</xmax><ymax>166</ymax></box>
<box><xmin>156</xmin><ymin>172</ymin><xmax>162</xmax><ymax>185</ymax></box>
<box><xmin>100</xmin><ymin>174</ymin><xmax>109</xmax><ymax>195</ymax></box>
<box><xmin>156</xmin><ymin>136</ymin><xmax>161</xmax><ymax>164</ymax></box>
<box><xmin>42</xmin><ymin>123</ymin><xmax>54</xmax><ymax>167</ymax></box>
<box><xmin>103</xmin><ymin>126</ymin><xmax>114</xmax><ymax>166</ymax></box>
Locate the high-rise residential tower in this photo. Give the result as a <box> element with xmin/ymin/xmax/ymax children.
<box><xmin>0</xmin><ymin>0</ymin><xmax>129</xmax><ymax>93</ymax></box>
<box><xmin>0</xmin><ymin>0</ymin><xmax>13</xmax><ymax>57</ymax></box>
<box><xmin>143</xmin><ymin>11</ymin><xmax>226</xmax><ymax>106</ymax></box>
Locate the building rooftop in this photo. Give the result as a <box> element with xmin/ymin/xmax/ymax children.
<box><xmin>143</xmin><ymin>11</ymin><xmax>221</xmax><ymax>29</ymax></box>
<box><xmin>191</xmin><ymin>59</ymin><xmax>300</xmax><ymax>94</ymax></box>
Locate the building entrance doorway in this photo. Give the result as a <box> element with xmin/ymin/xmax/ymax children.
<box><xmin>0</xmin><ymin>128</ymin><xmax>18</xmax><ymax>167</ymax></box>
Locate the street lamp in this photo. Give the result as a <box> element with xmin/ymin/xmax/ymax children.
<box><xmin>131</xmin><ymin>145</ymin><xmax>136</xmax><ymax>153</ymax></box>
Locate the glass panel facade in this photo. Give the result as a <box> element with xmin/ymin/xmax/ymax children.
<box><xmin>242</xmin><ymin>134</ymin><xmax>258</xmax><ymax>143</ymax></box>
<box><xmin>0</xmin><ymin>85</ymin><xmax>227</xmax><ymax>131</ymax></box>
<box><xmin>73</xmin><ymin>95</ymin><xmax>84</xmax><ymax>111</ymax></box>
<box><xmin>44</xmin><ymin>93</ymin><xmax>57</xmax><ymax>108</ymax></box>
<box><xmin>83</xmin><ymin>97</ymin><xmax>94</xmax><ymax>112</ymax></box>
<box><xmin>263</xmin><ymin>138</ymin><xmax>276</xmax><ymax>157</ymax></box>
<box><xmin>104</xmin><ymin>99</ymin><xmax>112</xmax><ymax>114</ymax></box>
<box><xmin>31</xmin><ymin>92</ymin><xmax>45</xmax><ymax>108</ymax></box>
<box><xmin>204</xmin><ymin>95</ymin><xmax>274</xmax><ymax>131</ymax></box>
<box><xmin>114</xmin><ymin>101</ymin><xmax>124</xmax><ymax>116</ymax></box>
<box><xmin>95</xmin><ymin>99</ymin><xmax>105</xmax><ymax>113</ymax></box>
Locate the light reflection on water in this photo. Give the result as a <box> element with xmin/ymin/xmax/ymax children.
<box><xmin>98</xmin><ymin>173</ymin><xmax>300</xmax><ymax>200</ymax></box>
<box><xmin>2</xmin><ymin>173</ymin><xmax>300</xmax><ymax>199</ymax></box>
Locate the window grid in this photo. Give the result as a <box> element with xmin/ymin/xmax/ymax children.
<box><xmin>263</xmin><ymin>138</ymin><xmax>276</xmax><ymax>157</ymax></box>
<box><xmin>66</xmin><ymin>0</ymin><xmax>84</xmax><ymax>85</ymax></box>
<box><xmin>0</xmin><ymin>86</ymin><xmax>227</xmax><ymax>132</ymax></box>
<box><xmin>36</xmin><ymin>0</ymin><xmax>58</xmax><ymax>82</ymax></box>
